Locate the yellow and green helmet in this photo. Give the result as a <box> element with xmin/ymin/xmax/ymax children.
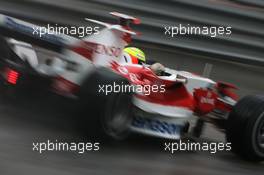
<box><xmin>123</xmin><ymin>47</ymin><xmax>146</xmax><ymax>64</ymax></box>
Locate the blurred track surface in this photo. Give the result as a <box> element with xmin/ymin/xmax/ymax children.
<box><xmin>0</xmin><ymin>94</ymin><xmax>263</xmax><ymax>175</ymax></box>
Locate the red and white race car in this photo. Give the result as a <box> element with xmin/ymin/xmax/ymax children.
<box><xmin>0</xmin><ymin>12</ymin><xmax>263</xmax><ymax>161</ymax></box>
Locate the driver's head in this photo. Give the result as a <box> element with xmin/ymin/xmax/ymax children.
<box><xmin>122</xmin><ymin>47</ymin><xmax>146</xmax><ymax>65</ymax></box>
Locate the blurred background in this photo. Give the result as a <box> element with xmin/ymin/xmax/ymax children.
<box><xmin>0</xmin><ymin>0</ymin><xmax>263</xmax><ymax>174</ymax></box>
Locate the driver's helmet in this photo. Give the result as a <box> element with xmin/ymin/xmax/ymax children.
<box><xmin>121</xmin><ymin>47</ymin><xmax>146</xmax><ymax>65</ymax></box>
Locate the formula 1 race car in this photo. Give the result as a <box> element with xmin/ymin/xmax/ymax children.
<box><xmin>0</xmin><ymin>12</ymin><xmax>263</xmax><ymax>161</ymax></box>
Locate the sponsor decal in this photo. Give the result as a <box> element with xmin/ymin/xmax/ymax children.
<box><xmin>132</xmin><ymin>116</ymin><xmax>181</xmax><ymax>135</ymax></box>
<box><xmin>94</xmin><ymin>44</ymin><xmax>122</xmax><ymax>58</ymax></box>
<box><xmin>117</xmin><ymin>66</ymin><xmax>129</xmax><ymax>75</ymax></box>
<box><xmin>200</xmin><ymin>92</ymin><xmax>215</xmax><ymax>105</ymax></box>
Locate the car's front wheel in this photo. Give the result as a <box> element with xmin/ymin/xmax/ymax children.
<box><xmin>226</xmin><ymin>95</ymin><xmax>264</xmax><ymax>161</ymax></box>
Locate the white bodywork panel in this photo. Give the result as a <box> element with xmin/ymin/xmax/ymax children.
<box><xmin>9</xmin><ymin>39</ymin><xmax>38</xmax><ymax>68</ymax></box>
<box><xmin>58</xmin><ymin>26</ymin><xmax>130</xmax><ymax>85</ymax></box>
<box><xmin>167</xmin><ymin>68</ymin><xmax>216</xmax><ymax>93</ymax></box>
<box><xmin>133</xmin><ymin>97</ymin><xmax>193</xmax><ymax>118</ymax></box>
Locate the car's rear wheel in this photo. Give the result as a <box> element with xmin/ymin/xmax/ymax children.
<box><xmin>226</xmin><ymin>95</ymin><xmax>264</xmax><ymax>161</ymax></box>
<box><xmin>78</xmin><ymin>67</ymin><xmax>133</xmax><ymax>142</ymax></box>
<box><xmin>101</xmin><ymin>92</ymin><xmax>132</xmax><ymax>140</ymax></box>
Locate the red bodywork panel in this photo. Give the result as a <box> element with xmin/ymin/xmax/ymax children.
<box><xmin>193</xmin><ymin>88</ymin><xmax>218</xmax><ymax>115</ymax></box>
<box><xmin>111</xmin><ymin>62</ymin><xmax>237</xmax><ymax>116</ymax></box>
<box><xmin>112</xmin><ymin>62</ymin><xmax>195</xmax><ymax>111</ymax></box>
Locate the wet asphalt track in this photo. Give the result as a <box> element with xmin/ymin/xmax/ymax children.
<box><xmin>0</xmin><ymin>1</ymin><xmax>263</xmax><ymax>174</ymax></box>
<box><xmin>0</xmin><ymin>91</ymin><xmax>263</xmax><ymax>175</ymax></box>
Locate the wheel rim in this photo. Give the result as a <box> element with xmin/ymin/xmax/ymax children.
<box><xmin>258</xmin><ymin>115</ymin><xmax>264</xmax><ymax>149</ymax></box>
<box><xmin>102</xmin><ymin>93</ymin><xmax>132</xmax><ymax>139</ymax></box>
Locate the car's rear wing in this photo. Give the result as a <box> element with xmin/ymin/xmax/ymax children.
<box><xmin>110</xmin><ymin>12</ymin><xmax>141</xmax><ymax>25</ymax></box>
<box><xmin>0</xmin><ymin>14</ymin><xmax>73</xmax><ymax>52</ymax></box>
<box><xmin>70</xmin><ymin>12</ymin><xmax>141</xmax><ymax>67</ymax></box>
<box><xmin>85</xmin><ymin>12</ymin><xmax>141</xmax><ymax>37</ymax></box>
